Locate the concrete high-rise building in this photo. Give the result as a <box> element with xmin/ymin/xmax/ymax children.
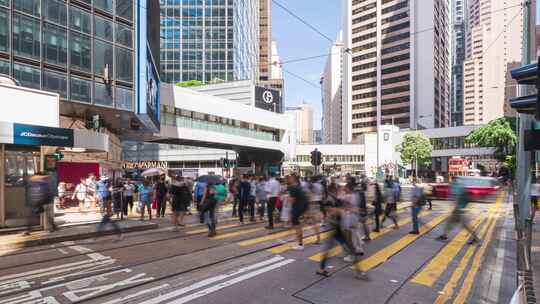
<box><xmin>258</xmin><ymin>0</ymin><xmax>271</xmax><ymax>82</ymax></box>
<box><xmin>322</xmin><ymin>34</ymin><xmax>346</xmax><ymax>144</ymax></box>
<box><xmin>450</xmin><ymin>0</ymin><xmax>467</xmax><ymax>126</ymax></box>
<box><xmin>160</xmin><ymin>0</ymin><xmax>259</xmax><ymax>84</ymax></box>
<box><xmin>286</xmin><ymin>103</ymin><xmax>314</xmax><ymax>144</ymax></box>
<box><xmin>343</xmin><ymin>0</ymin><xmax>450</xmax><ymax>142</ymax></box>
<box><xmin>462</xmin><ymin>0</ymin><xmax>523</xmax><ymax>125</ymax></box>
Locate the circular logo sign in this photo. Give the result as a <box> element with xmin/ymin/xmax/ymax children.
<box><xmin>262</xmin><ymin>91</ymin><xmax>274</xmax><ymax>104</ymax></box>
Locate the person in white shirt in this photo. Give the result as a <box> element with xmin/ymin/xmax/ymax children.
<box><xmin>72</xmin><ymin>177</ymin><xmax>87</xmax><ymax>212</ymax></box>
<box><xmin>265</xmin><ymin>173</ymin><xmax>281</xmax><ymax>229</ymax></box>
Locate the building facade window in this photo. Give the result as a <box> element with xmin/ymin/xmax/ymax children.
<box><xmin>70</xmin><ymin>76</ymin><xmax>91</xmax><ymax>103</ymax></box>
<box><xmin>43</xmin><ymin>23</ymin><xmax>68</xmax><ymax>66</ymax></box>
<box><xmin>13</xmin><ymin>62</ymin><xmax>40</xmax><ymax>89</ymax></box>
<box><xmin>12</xmin><ymin>13</ymin><xmax>40</xmax><ymax>60</ymax></box>
<box><xmin>43</xmin><ymin>69</ymin><xmax>67</xmax><ymax>97</ymax></box>
<box><xmin>70</xmin><ymin>32</ymin><xmax>91</xmax><ymax>72</ymax></box>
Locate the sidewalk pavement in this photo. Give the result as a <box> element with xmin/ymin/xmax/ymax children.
<box><xmin>0</xmin><ymin>204</ymin><xmax>237</xmax><ymax>251</ymax></box>
<box><xmin>0</xmin><ymin>219</ymin><xmax>158</xmax><ymax>251</ymax></box>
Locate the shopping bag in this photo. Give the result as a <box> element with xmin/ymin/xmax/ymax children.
<box><xmin>151</xmin><ymin>199</ymin><xmax>157</xmax><ymax>210</ymax></box>
<box><xmin>343</xmin><ymin>228</ymin><xmax>364</xmax><ymax>256</ymax></box>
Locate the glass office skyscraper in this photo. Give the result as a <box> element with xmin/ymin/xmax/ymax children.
<box><xmin>0</xmin><ymin>0</ymin><xmax>161</xmax><ymax>133</ymax></box>
<box><xmin>0</xmin><ymin>0</ymin><xmax>135</xmax><ymax>110</ymax></box>
<box><xmin>160</xmin><ymin>0</ymin><xmax>259</xmax><ymax>84</ymax></box>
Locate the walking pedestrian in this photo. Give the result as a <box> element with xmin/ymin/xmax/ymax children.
<box><xmin>265</xmin><ymin>173</ymin><xmax>280</xmax><ymax>229</ymax></box>
<box><xmin>195</xmin><ymin>180</ymin><xmax>207</xmax><ymax>223</ymax></box>
<box><xmin>139</xmin><ymin>180</ymin><xmax>154</xmax><ymax>221</ymax></box>
<box><xmin>381</xmin><ymin>177</ymin><xmax>399</xmax><ymax>229</ymax></box>
<box><xmin>354</xmin><ymin>178</ymin><xmax>371</xmax><ymax>241</ymax></box>
<box><xmin>410</xmin><ymin>179</ymin><xmax>425</xmax><ymax>235</ymax></box>
<box><xmin>238</xmin><ymin>175</ymin><xmax>252</xmax><ymax>224</ymax></box>
<box><xmin>123</xmin><ymin>178</ymin><xmax>135</xmax><ymax>216</ymax></box>
<box><xmin>437</xmin><ymin>178</ymin><xmax>480</xmax><ymax>244</ymax></box>
<box><xmin>229</xmin><ymin>178</ymin><xmax>239</xmax><ymax>217</ymax></box>
<box><xmin>530</xmin><ymin>178</ymin><xmax>540</xmax><ymax>220</ymax></box>
<box><xmin>73</xmin><ymin>177</ymin><xmax>88</xmax><ymax>212</ymax></box>
<box><xmin>111</xmin><ymin>181</ymin><xmax>123</xmax><ymax>220</ymax></box>
<box><xmin>248</xmin><ymin>176</ymin><xmax>257</xmax><ymax>222</ymax></box>
<box><xmin>86</xmin><ymin>173</ymin><xmax>97</xmax><ymax>210</ymax></box>
<box><xmin>316</xmin><ymin>199</ymin><xmax>368</xmax><ymax>280</ymax></box>
<box><xmin>287</xmin><ymin>175</ymin><xmax>309</xmax><ymax>250</ymax></box>
<box><xmin>95</xmin><ymin>176</ymin><xmax>110</xmax><ymax>211</ymax></box>
<box><xmin>169</xmin><ymin>176</ymin><xmax>191</xmax><ymax>231</ymax></box>
<box><xmin>155</xmin><ymin>175</ymin><xmax>168</xmax><ymax>218</ymax></box>
<box><xmin>200</xmin><ymin>182</ymin><xmax>218</xmax><ymax>237</ymax></box>
<box><xmin>305</xmin><ymin>179</ymin><xmax>323</xmax><ymax>244</ymax></box>
<box><xmin>24</xmin><ymin>173</ymin><xmax>55</xmax><ymax>235</ymax></box>
<box><xmin>96</xmin><ymin>178</ymin><xmax>122</xmax><ymax>241</ymax></box>
<box><xmin>372</xmin><ymin>182</ymin><xmax>383</xmax><ymax>232</ymax></box>
<box><xmin>256</xmin><ymin>177</ymin><xmax>267</xmax><ymax>221</ymax></box>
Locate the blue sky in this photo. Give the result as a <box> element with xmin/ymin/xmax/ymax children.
<box><xmin>272</xmin><ymin>0</ymin><xmax>342</xmax><ymax>129</ymax></box>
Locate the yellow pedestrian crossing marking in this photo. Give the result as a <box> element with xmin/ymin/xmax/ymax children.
<box><xmin>309</xmin><ymin>212</ymin><xmax>431</xmax><ymax>262</ymax></box>
<box><xmin>410</xmin><ymin>216</ymin><xmax>484</xmax><ymax>287</ymax></box>
<box><xmin>433</xmin><ymin>220</ymin><xmax>491</xmax><ymax>304</ymax></box>
<box><xmin>186</xmin><ymin>223</ymin><xmax>239</xmax><ymax>235</ymax></box>
<box><xmin>412</xmin><ymin>193</ymin><xmax>503</xmax><ymax>288</ymax></box>
<box><xmin>237</xmin><ymin>227</ymin><xmax>304</xmax><ymax>246</ymax></box>
<box><xmin>212</xmin><ymin>227</ymin><xmax>265</xmax><ymax>240</ymax></box>
<box><xmin>435</xmin><ymin>192</ymin><xmax>506</xmax><ymax>304</ymax></box>
<box><xmin>267</xmin><ymin>206</ymin><xmax>418</xmax><ymax>255</ymax></box>
<box><xmin>355</xmin><ymin>214</ymin><xmax>448</xmax><ymax>271</ymax></box>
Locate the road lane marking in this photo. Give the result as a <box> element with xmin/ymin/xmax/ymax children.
<box><xmin>354</xmin><ymin>214</ymin><xmax>448</xmax><ymax>271</ymax></box>
<box><xmin>139</xmin><ymin>256</ymin><xmax>287</xmax><ymax>304</ymax></box>
<box><xmin>211</xmin><ymin>227</ymin><xmax>265</xmax><ymax>240</ymax></box>
<box><xmin>101</xmin><ymin>284</ymin><xmax>169</xmax><ymax>304</ymax></box>
<box><xmin>269</xmin><ymin>207</ymin><xmax>416</xmax><ymax>255</ymax></box>
<box><xmin>167</xmin><ymin>259</ymin><xmax>295</xmax><ymax>304</ymax></box>
<box><xmin>410</xmin><ymin>216</ymin><xmax>485</xmax><ymax>287</ymax></box>
<box><xmin>309</xmin><ymin>212</ymin><xmax>431</xmax><ymax>262</ymax></box>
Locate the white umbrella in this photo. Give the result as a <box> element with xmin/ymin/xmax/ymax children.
<box><xmin>141</xmin><ymin>168</ymin><xmax>166</xmax><ymax>177</ymax></box>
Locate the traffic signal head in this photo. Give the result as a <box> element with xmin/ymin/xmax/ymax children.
<box><xmin>53</xmin><ymin>152</ymin><xmax>64</xmax><ymax>161</ymax></box>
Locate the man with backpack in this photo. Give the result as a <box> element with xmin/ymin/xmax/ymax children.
<box><xmin>195</xmin><ymin>180</ymin><xmax>207</xmax><ymax>223</ymax></box>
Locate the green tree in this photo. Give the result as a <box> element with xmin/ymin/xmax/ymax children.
<box><xmin>465</xmin><ymin>117</ymin><xmax>517</xmax><ymax>176</ymax></box>
<box><xmin>176</xmin><ymin>80</ymin><xmax>204</xmax><ymax>87</ymax></box>
<box><xmin>396</xmin><ymin>132</ymin><xmax>433</xmax><ymax>177</ymax></box>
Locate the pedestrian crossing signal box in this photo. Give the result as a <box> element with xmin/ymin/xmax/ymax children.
<box><xmin>525</xmin><ymin>130</ymin><xmax>540</xmax><ymax>151</ymax></box>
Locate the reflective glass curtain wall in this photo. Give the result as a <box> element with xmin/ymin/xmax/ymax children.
<box><xmin>160</xmin><ymin>0</ymin><xmax>258</xmax><ymax>84</ymax></box>
<box><xmin>0</xmin><ymin>0</ymin><xmax>135</xmax><ymax>110</ymax></box>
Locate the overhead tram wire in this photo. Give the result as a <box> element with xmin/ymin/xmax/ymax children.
<box><xmin>280</xmin><ymin>66</ymin><xmax>322</xmax><ymax>89</ymax></box>
<box><xmin>271</xmin><ymin>0</ymin><xmax>334</xmax><ymax>43</ymax></box>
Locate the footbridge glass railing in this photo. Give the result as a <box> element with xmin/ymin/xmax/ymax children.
<box><xmin>162</xmin><ymin>114</ymin><xmax>276</xmax><ymax>142</ymax></box>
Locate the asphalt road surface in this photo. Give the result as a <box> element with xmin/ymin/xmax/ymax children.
<box><xmin>0</xmin><ymin>194</ymin><xmax>517</xmax><ymax>304</ymax></box>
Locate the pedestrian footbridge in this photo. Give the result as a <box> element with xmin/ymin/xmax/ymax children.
<box><xmin>148</xmin><ymin>84</ymin><xmax>293</xmax><ymax>164</ymax></box>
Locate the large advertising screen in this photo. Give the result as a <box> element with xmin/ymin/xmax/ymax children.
<box><xmin>136</xmin><ymin>0</ymin><xmax>161</xmax><ymax>133</ymax></box>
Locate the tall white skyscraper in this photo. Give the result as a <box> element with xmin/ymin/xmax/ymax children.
<box><xmin>286</xmin><ymin>103</ymin><xmax>314</xmax><ymax>144</ymax></box>
<box><xmin>322</xmin><ymin>34</ymin><xmax>346</xmax><ymax>144</ymax></box>
<box><xmin>462</xmin><ymin>0</ymin><xmax>524</xmax><ymax>125</ymax></box>
<box><xmin>342</xmin><ymin>0</ymin><xmax>450</xmax><ymax>142</ymax></box>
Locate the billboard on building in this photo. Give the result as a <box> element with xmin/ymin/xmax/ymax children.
<box><xmin>255</xmin><ymin>86</ymin><xmax>282</xmax><ymax>113</ymax></box>
<box><xmin>136</xmin><ymin>0</ymin><xmax>161</xmax><ymax>133</ymax></box>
